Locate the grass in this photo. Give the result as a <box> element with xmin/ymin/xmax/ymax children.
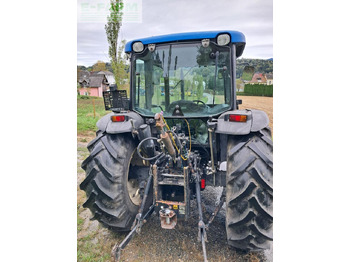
<box><xmin>77</xmin><ymin>147</ymin><xmax>89</xmax><ymax>153</ymax></box>
<box><xmin>77</xmin><ymin>232</ymin><xmax>111</xmax><ymax>262</ymax></box>
<box><xmin>77</xmin><ymin>97</ymin><xmax>110</xmax><ymax>134</ymax></box>
<box><xmin>77</xmin><ymin>185</ymin><xmax>113</xmax><ymax>262</ymax></box>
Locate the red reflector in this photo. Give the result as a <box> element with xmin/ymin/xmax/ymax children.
<box><xmin>200</xmin><ymin>179</ymin><xmax>206</xmax><ymax>189</ymax></box>
<box><xmin>111</xmin><ymin>115</ymin><xmax>126</xmax><ymax>122</ymax></box>
<box><xmin>229</xmin><ymin>114</ymin><xmax>247</xmax><ymax>122</ymax></box>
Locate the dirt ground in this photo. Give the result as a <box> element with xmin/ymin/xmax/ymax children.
<box><xmin>77</xmin><ymin>96</ymin><xmax>273</xmax><ymax>262</ymax></box>
<box><xmin>237</xmin><ymin>96</ymin><xmax>273</xmax><ymax>136</ymax></box>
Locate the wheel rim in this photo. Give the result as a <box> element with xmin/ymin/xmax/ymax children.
<box><xmin>127</xmin><ymin>178</ymin><xmax>141</xmax><ymax>205</ymax></box>
<box><xmin>127</xmin><ymin>148</ymin><xmax>147</xmax><ymax>206</ymax></box>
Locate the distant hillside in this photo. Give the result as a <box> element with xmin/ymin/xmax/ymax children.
<box><xmin>77</xmin><ymin>63</ymin><xmax>113</xmax><ymax>72</ymax></box>
<box><xmin>236</xmin><ymin>58</ymin><xmax>273</xmax><ymax>78</ymax></box>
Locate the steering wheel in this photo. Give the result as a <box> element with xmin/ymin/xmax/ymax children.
<box><xmin>168</xmin><ymin>100</ymin><xmax>207</xmax><ymax>113</ymax></box>
<box><xmin>192</xmin><ymin>100</ymin><xmax>206</xmax><ymax>106</ymax></box>
<box><xmin>152</xmin><ymin>104</ymin><xmax>164</xmax><ymax>112</ymax></box>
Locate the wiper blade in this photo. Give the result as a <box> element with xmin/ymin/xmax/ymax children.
<box><xmin>213</xmin><ymin>51</ymin><xmax>219</xmax><ymax>106</ymax></box>
<box><xmin>173</xmin><ymin>65</ymin><xmax>197</xmax><ymax>89</ymax></box>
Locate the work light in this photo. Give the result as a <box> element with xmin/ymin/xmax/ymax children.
<box><xmin>217</xmin><ymin>34</ymin><xmax>230</xmax><ymax>46</ymax></box>
<box><xmin>132</xmin><ymin>41</ymin><xmax>144</xmax><ymax>52</ymax></box>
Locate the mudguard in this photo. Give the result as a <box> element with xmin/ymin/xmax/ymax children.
<box><xmin>216</xmin><ymin>109</ymin><xmax>269</xmax><ymax>135</ymax></box>
<box><xmin>96</xmin><ymin>111</ymin><xmax>144</xmax><ymax>134</ymax></box>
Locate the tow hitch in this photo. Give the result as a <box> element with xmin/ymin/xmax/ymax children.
<box><xmin>111</xmin><ymin>165</ymin><xmax>154</xmax><ymax>261</ymax></box>
<box><xmin>111</xmin><ymin>116</ymin><xmax>226</xmax><ymax>262</ymax></box>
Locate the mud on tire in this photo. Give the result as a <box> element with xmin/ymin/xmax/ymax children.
<box><xmin>80</xmin><ymin>132</ymin><xmax>142</xmax><ymax>231</ymax></box>
<box><xmin>226</xmin><ymin>128</ymin><xmax>273</xmax><ymax>251</ymax></box>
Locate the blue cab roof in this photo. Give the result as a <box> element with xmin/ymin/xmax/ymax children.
<box><xmin>125</xmin><ymin>30</ymin><xmax>246</xmax><ymax>57</ymax></box>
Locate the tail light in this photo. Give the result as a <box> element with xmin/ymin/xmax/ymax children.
<box><xmin>111</xmin><ymin>115</ymin><xmax>126</xmax><ymax>122</ymax></box>
<box><xmin>201</xmin><ymin>179</ymin><xmax>206</xmax><ymax>189</ymax></box>
<box><xmin>228</xmin><ymin>114</ymin><xmax>247</xmax><ymax>122</ymax></box>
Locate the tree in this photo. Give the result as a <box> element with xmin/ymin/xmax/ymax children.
<box><xmin>112</xmin><ymin>40</ymin><xmax>130</xmax><ymax>89</ymax></box>
<box><xmin>92</xmin><ymin>60</ymin><xmax>106</xmax><ymax>71</ymax></box>
<box><xmin>105</xmin><ymin>0</ymin><xmax>124</xmax><ymax>85</ymax></box>
<box><xmin>196</xmin><ymin>75</ymin><xmax>204</xmax><ymax>100</ymax></box>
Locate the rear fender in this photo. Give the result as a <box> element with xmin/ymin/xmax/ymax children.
<box><xmin>97</xmin><ymin>111</ymin><xmax>144</xmax><ymax>134</ymax></box>
<box><xmin>216</xmin><ymin>109</ymin><xmax>269</xmax><ymax>135</ymax></box>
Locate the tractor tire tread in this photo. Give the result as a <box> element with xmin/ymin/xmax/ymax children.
<box><xmin>80</xmin><ymin>133</ymin><xmax>139</xmax><ymax>231</ymax></box>
<box><xmin>226</xmin><ymin>127</ymin><xmax>273</xmax><ymax>251</ymax></box>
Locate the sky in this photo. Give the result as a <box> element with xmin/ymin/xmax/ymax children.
<box><xmin>77</xmin><ymin>0</ymin><xmax>272</xmax><ymax>66</ymax></box>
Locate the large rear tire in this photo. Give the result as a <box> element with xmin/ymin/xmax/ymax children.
<box><xmin>225</xmin><ymin>128</ymin><xmax>273</xmax><ymax>251</ymax></box>
<box><xmin>80</xmin><ymin>132</ymin><xmax>145</xmax><ymax>231</ymax></box>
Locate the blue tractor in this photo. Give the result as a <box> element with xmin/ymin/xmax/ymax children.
<box><xmin>80</xmin><ymin>31</ymin><xmax>273</xmax><ymax>261</ymax></box>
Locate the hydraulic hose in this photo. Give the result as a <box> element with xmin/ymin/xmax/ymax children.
<box><xmin>136</xmin><ymin>137</ymin><xmax>162</xmax><ymax>161</ymax></box>
<box><xmin>169</xmin><ymin>130</ymin><xmax>183</xmax><ymax>152</ymax></box>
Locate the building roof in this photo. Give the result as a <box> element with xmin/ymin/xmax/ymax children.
<box><xmin>105</xmin><ymin>74</ymin><xmax>115</xmax><ymax>85</ymax></box>
<box><xmin>96</xmin><ymin>71</ymin><xmax>115</xmax><ymax>84</ymax></box>
<box><xmin>78</xmin><ymin>70</ymin><xmax>90</xmax><ymax>80</ymax></box>
<box><xmin>97</xmin><ymin>71</ymin><xmax>114</xmax><ymax>75</ymax></box>
<box><xmin>89</xmin><ymin>75</ymin><xmax>106</xmax><ymax>87</ymax></box>
<box><xmin>250</xmin><ymin>73</ymin><xmax>267</xmax><ymax>83</ymax></box>
<box><xmin>125</xmin><ymin>30</ymin><xmax>246</xmax><ymax>57</ymax></box>
<box><xmin>78</xmin><ymin>70</ymin><xmax>114</xmax><ymax>87</ymax></box>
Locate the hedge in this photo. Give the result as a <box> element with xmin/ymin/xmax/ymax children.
<box><xmin>242</xmin><ymin>84</ymin><xmax>273</xmax><ymax>97</ymax></box>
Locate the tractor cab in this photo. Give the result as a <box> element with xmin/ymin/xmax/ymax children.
<box><xmin>124</xmin><ymin>31</ymin><xmax>246</xmax><ymax>117</ymax></box>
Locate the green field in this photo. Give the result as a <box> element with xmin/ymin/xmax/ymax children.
<box><xmin>77</xmin><ymin>96</ymin><xmax>110</xmax><ymax>133</ymax></box>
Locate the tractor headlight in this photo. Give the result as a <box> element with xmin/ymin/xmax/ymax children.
<box><xmin>132</xmin><ymin>41</ymin><xmax>144</xmax><ymax>52</ymax></box>
<box><xmin>217</xmin><ymin>34</ymin><xmax>230</xmax><ymax>46</ymax></box>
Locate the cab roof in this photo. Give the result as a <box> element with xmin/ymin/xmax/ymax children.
<box><xmin>125</xmin><ymin>30</ymin><xmax>246</xmax><ymax>57</ymax></box>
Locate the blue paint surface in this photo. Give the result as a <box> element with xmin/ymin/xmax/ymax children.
<box><xmin>125</xmin><ymin>30</ymin><xmax>246</xmax><ymax>53</ymax></box>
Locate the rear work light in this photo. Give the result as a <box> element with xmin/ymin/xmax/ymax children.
<box><xmin>228</xmin><ymin>114</ymin><xmax>247</xmax><ymax>122</ymax></box>
<box><xmin>111</xmin><ymin>115</ymin><xmax>126</xmax><ymax>122</ymax></box>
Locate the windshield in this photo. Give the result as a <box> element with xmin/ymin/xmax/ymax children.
<box><xmin>131</xmin><ymin>42</ymin><xmax>232</xmax><ymax>117</ymax></box>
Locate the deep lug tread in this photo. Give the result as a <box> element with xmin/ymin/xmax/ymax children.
<box><xmin>227</xmin><ymin>180</ymin><xmax>258</xmax><ymax>205</ymax></box>
<box><xmin>227</xmin><ymin>155</ymin><xmax>255</xmax><ymax>182</ymax></box>
<box><xmin>228</xmin><ymin>140</ymin><xmax>247</xmax><ymax>157</ymax></box>
<box><xmin>95</xmin><ymin>155</ymin><xmax>122</xmax><ymax>183</ymax></box>
<box><xmin>93</xmin><ymin>200</ymin><xmax>126</xmax><ymax>219</ymax></box>
<box><xmin>81</xmin><ymin>143</ymin><xmax>104</xmax><ymax>170</ymax></box>
<box><xmin>80</xmin><ymin>133</ymin><xmax>143</xmax><ymax>232</ymax></box>
<box><xmin>260</xmin><ymin>135</ymin><xmax>273</xmax><ymax>146</ymax></box>
<box><xmin>101</xmin><ymin>136</ymin><xmax>119</xmax><ymax>161</ymax></box>
<box><xmin>229</xmin><ymin>233</ymin><xmax>254</xmax><ymax>242</ymax></box>
<box><xmin>79</xmin><ymin>167</ymin><xmax>98</xmax><ymax>191</ymax></box>
<box><xmin>249</xmin><ymin>239</ymin><xmax>271</xmax><ymax>250</ymax></box>
<box><xmin>248</xmin><ymin>166</ymin><xmax>273</xmax><ymax>193</ymax></box>
<box><xmin>249</xmin><ymin>222</ymin><xmax>273</xmax><ymax>241</ymax></box>
<box><xmin>248</xmin><ymin>143</ymin><xmax>273</xmax><ymax>169</ymax></box>
<box><xmin>227</xmin><ymin>209</ymin><xmax>256</xmax><ymax>227</ymax></box>
<box><xmin>83</xmin><ymin>190</ymin><xmax>97</xmax><ymax>208</ymax></box>
<box><xmin>91</xmin><ymin>177</ymin><xmax>117</xmax><ymax>200</ymax></box>
<box><xmin>87</xmin><ymin>131</ymin><xmax>103</xmax><ymax>152</ymax></box>
<box><xmin>248</xmin><ymin>195</ymin><xmax>273</xmax><ymax>220</ymax></box>
<box><xmin>226</xmin><ymin>128</ymin><xmax>273</xmax><ymax>251</ymax></box>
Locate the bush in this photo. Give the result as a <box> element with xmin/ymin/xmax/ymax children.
<box><xmin>243</xmin><ymin>84</ymin><xmax>273</xmax><ymax>97</ymax></box>
<box><xmin>78</xmin><ymin>95</ymin><xmax>90</xmax><ymax>99</ymax></box>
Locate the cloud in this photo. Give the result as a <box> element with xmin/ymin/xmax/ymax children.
<box><xmin>78</xmin><ymin>0</ymin><xmax>272</xmax><ymax>66</ymax></box>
